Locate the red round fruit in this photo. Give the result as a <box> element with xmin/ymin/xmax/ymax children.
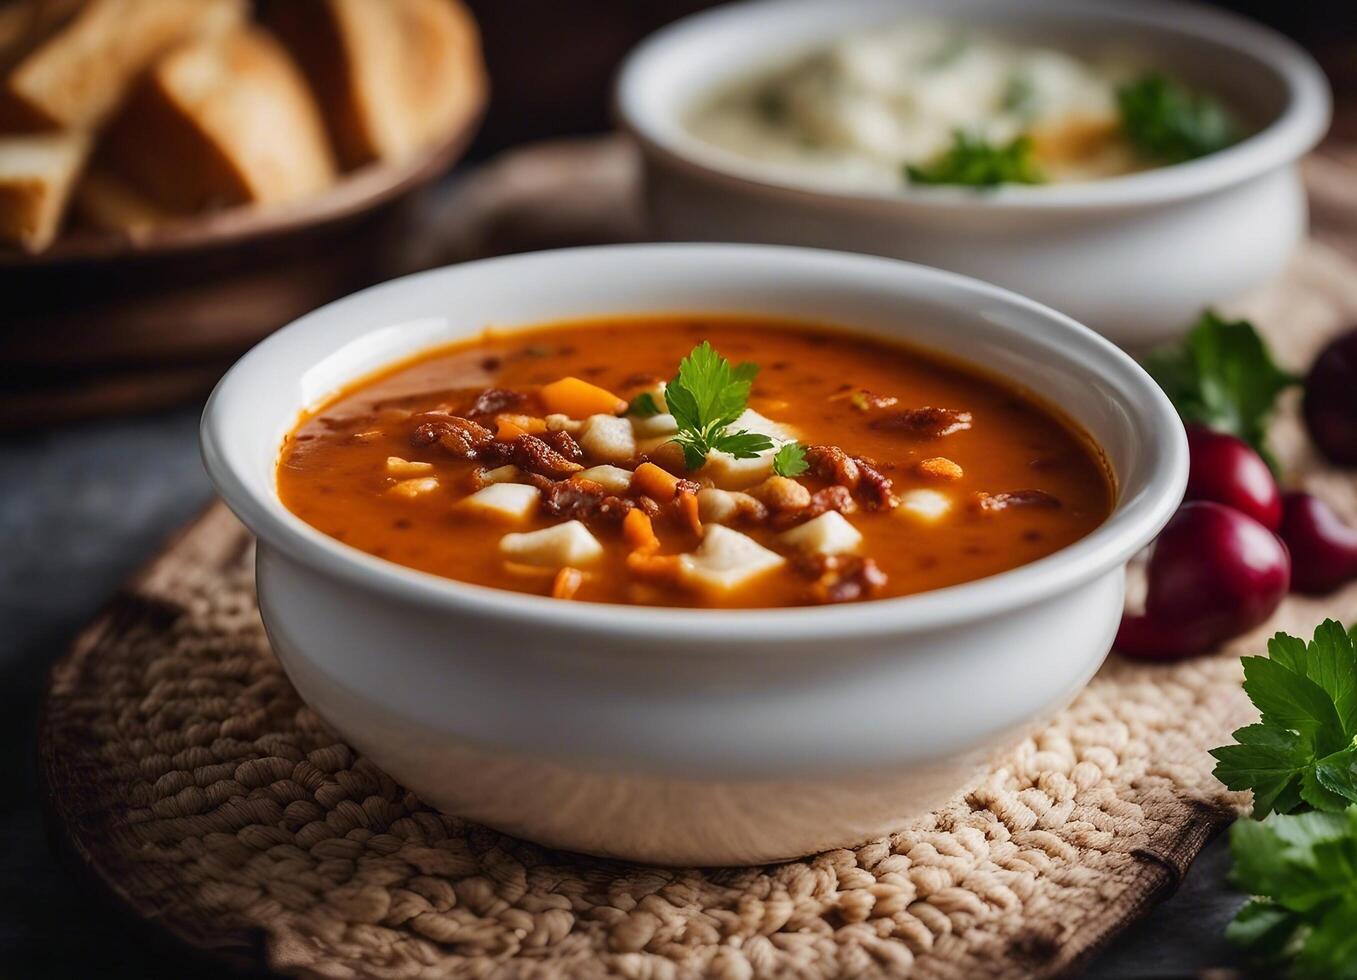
<box><xmin>1303</xmin><ymin>329</ymin><xmax>1357</xmax><ymax>466</ymax></box>
<box><xmin>1279</xmin><ymin>491</ymin><xmax>1357</xmax><ymax>595</ymax></box>
<box><xmin>1116</xmin><ymin>501</ymin><xmax>1291</xmax><ymax>660</ymax></box>
<box><xmin>1183</xmin><ymin>424</ymin><xmax>1282</xmax><ymax>530</ymax></box>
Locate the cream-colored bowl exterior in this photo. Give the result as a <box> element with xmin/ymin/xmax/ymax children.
<box><xmin>616</xmin><ymin>0</ymin><xmax>1331</xmax><ymax>348</ymax></box>
<box><xmin>201</xmin><ymin>245</ymin><xmax>1187</xmax><ymax>865</ymax></box>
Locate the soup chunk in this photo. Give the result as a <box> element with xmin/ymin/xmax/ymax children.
<box><xmin>277</xmin><ymin>317</ymin><xmax>1113</xmax><ymax>608</ymax></box>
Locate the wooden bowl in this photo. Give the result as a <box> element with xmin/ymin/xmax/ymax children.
<box><xmin>0</xmin><ymin>107</ymin><xmax>483</xmax><ymax>423</ymax></box>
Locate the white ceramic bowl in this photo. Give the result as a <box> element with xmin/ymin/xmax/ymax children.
<box><xmin>201</xmin><ymin>244</ymin><xmax>1186</xmax><ymax>865</ymax></box>
<box><xmin>616</xmin><ymin>0</ymin><xmax>1331</xmax><ymax>348</ymax></box>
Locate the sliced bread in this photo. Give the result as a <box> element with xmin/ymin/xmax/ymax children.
<box><xmin>0</xmin><ymin>0</ymin><xmax>246</xmax><ymax>132</ymax></box>
<box><xmin>101</xmin><ymin>25</ymin><xmax>336</xmax><ymax>213</ymax></box>
<box><xmin>0</xmin><ymin>128</ymin><xmax>88</xmax><ymax>250</ymax></box>
<box><xmin>265</xmin><ymin>0</ymin><xmax>485</xmax><ymax>169</ymax></box>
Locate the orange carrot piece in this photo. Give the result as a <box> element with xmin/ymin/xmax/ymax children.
<box><xmin>632</xmin><ymin>461</ymin><xmax>680</xmax><ymax>501</ymax></box>
<box><xmin>623</xmin><ymin>508</ymin><xmax>660</xmax><ymax>554</ymax></box>
<box><xmin>496</xmin><ymin>419</ymin><xmax>528</xmax><ymax>441</ymax></box>
<box><xmin>677</xmin><ymin>489</ymin><xmax>702</xmax><ymax>537</ymax></box>
<box><xmin>497</xmin><ymin>413</ymin><xmax>547</xmax><ymax>435</ymax></box>
<box><xmin>551</xmin><ymin>567</ymin><xmax>584</xmax><ymax>600</ymax></box>
<box><xmin>625</xmin><ymin>551</ymin><xmax>680</xmax><ymax>582</ymax></box>
<box><xmin>539</xmin><ymin>377</ymin><xmax>627</xmax><ymax>418</ymax></box>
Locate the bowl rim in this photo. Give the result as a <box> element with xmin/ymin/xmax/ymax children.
<box><xmin>201</xmin><ymin>243</ymin><xmax>1187</xmax><ymax>644</ymax></box>
<box><xmin>613</xmin><ymin>0</ymin><xmax>1331</xmax><ymax>211</ymax></box>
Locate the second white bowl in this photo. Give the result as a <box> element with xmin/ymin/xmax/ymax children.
<box><xmin>616</xmin><ymin>0</ymin><xmax>1331</xmax><ymax>348</ymax></box>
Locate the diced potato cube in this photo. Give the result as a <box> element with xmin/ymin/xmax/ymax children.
<box><xmin>779</xmin><ymin>511</ymin><xmax>863</xmax><ymax>555</ymax></box>
<box><xmin>697</xmin><ymin>488</ymin><xmax>737</xmax><ymax>524</ymax></box>
<box><xmin>576</xmin><ymin>465</ymin><xmax>633</xmax><ymax>494</ymax></box>
<box><xmin>580</xmin><ymin>414</ymin><xmax>636</xmax><ymax>464</ymax></box>
<box><xmin>732</xmin><ymin>408</ymin><xmax>796</xmax><ymax>441</ymax></box>
<box><xmin>545</xmin><ymin>413</ymin><xmax>582</xmax><ymax>434</ymax></box>
<box><xmin>500</xmin><ymin>520</ymin><xmax>604</xmax><ymax>568</ymax></box>
<box><xmin>481</xmin><ymin>464</ymin><xmax>522</xmax><ymax>484</ymax></box>
<box><xmin>631</xmin><ymin>413</ymin><xmax>678</xmax><ymax>438</ymax></box>
<box><xmin>702</xmin><ymin>449</ymin><xmax>778</xmax><ymax>489</ymax></box>
<box><xmin>897</xmin><ymin>489</ymin><xmax>952</xmax><ymax>522</ymax></box>
<box><xmin>387</xmin><ymin>477</ymin><xmax>440</xmax><ymax>498</ymax></box>
<box><xmin>386</xmin><ymin>457</ymin><xmax>434</xmax><ymax>476</ymax></box>
<box><xmin>462</xmin><ymin>483</ymin><xmax>540</xmax><ymax>522</ymax></box>
<box><xmin>678</xmin><ymin>525</ymin><xmax>784</xmax><ymax>592</ymax></box>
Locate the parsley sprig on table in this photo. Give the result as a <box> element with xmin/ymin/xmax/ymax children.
<box><xmin>1117</xmin><ymin>74</ymin><xmax>1241</xmax><ymax>164</ymax></box>
<box><xmin>665</xmin><ymin>342</ymin><xmax>775</xmax><ymax>470</ymax></box>
<box><xmin>1147</xmin><ymin>310</ymin><xmax>1299</xmax><ymax>474</ymax></box>
<box><xmin>1211</xmin><ymin>621</ymin><xmax>1357</xmax><ymax>818</ymax></box>
<box><xmin>1211</xmin><ymin>622</ymin><xmax>1357</xmax><ymax>978</ymax></box>
<box><xmin>1227</xmin><ymin>807</ymin><xmax>1357</xmax><ymax>980</ymax></box>
<box><xmin>905</xmin><ymin>131</ymin><xmax>1045</xmax><ymax>189</ymax></box>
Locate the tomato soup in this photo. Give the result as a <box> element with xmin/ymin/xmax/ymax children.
<box><xmin>278</xmin><ymin>316</ymin><xmax>1114</xmax><ymax>607</ymax></box>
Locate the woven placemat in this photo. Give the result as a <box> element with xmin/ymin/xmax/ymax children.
<box><xmin>39</xmin><ymin>147</ymin><xmax>1357</xmax><ymax>979</ymax></box>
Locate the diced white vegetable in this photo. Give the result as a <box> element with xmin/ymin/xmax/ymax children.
<box><xmin>576</xmin><ymin>465</ymin><xmax>633</xmax><ymax>494</ymax></box>
<box><xmin>462</xmin><ymin>483</ymin><xmax>540</xmax><ymax>522</ymax></box>
<box><xmin>702</xmin><ymin>449</ymin><xmax>778</xmax><ymax>489</ymax></box>
<box><xmin>732</xmin><ymin>408</ymin><xmax>796</xmax><ymax>441</ymax></box>
<box><xmin>387</xmin><ymin>477</ymin><xmax>440</xmax><ymax>498</ymax></box>
<box><xmin>386</xmin><ymin>456</ymin><xmax>434</xmax><ymax>476</ymax></box>
<box><xmin>678</xmin><ymin>525</ymin><xmax>784</xmax><ymax>592</ymax></box>
<box><xmin>545</xmin><ymin>414</ymin><xmax>582</xmax><ymax>434</ymax></box>
<box><xmin>481</xmin><ymin>464</ymin><xmax>522</xmax><ymax>484</ymax></box>
<box><xmin>897</xmin><ymin>489</ymin><xmax>952</xmax><ymax>522</ymax></box>
<box><xmin>779</xmin><ymin>511</ymin><xmax>863</xmax><ymax>555</ymax></box>
<box><xmin>579</xmin><ymin>414</ymin><xmax>636</xmax><ymax>464</ymax></box>
<box><xmin>697</xmin><ymin>487</ymin><xmax>737</xmax><ymax>524</ymax></box>
<box><xmin>631</xmin><ymin>412</ymin><xmax>678</xmax><ymax>438</ymax></box>
<box><xmin>500</xmin><ymin>520</ymin><xmax>604</xmax><ymax>567</ymax></box>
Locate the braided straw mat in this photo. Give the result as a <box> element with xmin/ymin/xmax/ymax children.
<box><xmin>39</xmin><ymin>147</ymin><xmax>1357</xmax><ymax>979</ymax></box>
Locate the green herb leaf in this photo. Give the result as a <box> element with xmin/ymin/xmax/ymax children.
<box><xmin>772</xmin><ymin>441</ymin><xmax>809</xmax><ymax>478</ymax></box>
<box><xmin>1226</xmin><ymin>806</ymin><xmax>1357</xmax><ymax>979</ymax></box>
<box><xmin>1211</xmin><ymin>622</ymin><xmax>1357</xmax><ymax>818</ymax></box>
<box><xmin>627</xmin><ymin>392</ymin><xmax>661</xmax><ymax>418</ymax></box>
<box><xmin>665</xmin><ymin>342</ymin><xmax>770</xmax><ymax>470</ymax></box>
<box><xmin>1117</xmin><ymin>73</ymin><xmax>1241</xmax><ymax>164</ymax></box>
<box><xmin>905</xmin><ymin>131</ymin><xmax>1045</xmax><ymax>189</ymax></box>
<box><xmin>1146</xmin><ymin>310</ymin><xmax>1299</xmax><ymax>474</ymax></box>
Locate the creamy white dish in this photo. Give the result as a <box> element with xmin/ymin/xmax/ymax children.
<box><xmin>687</xmin><ymin>24</ymin><xmax>1241</xmax><ymax>190</ymax></box>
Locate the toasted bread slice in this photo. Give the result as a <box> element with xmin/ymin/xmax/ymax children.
<box><xmin>0</xmin><ymin>0</ymin><xmax>246</xmax><ymax>132</ymax></box>
<box><xmin>0</xmin><ymin>0</ymin><xmax>85</xmax><ymax>72</ymax></box>
<box><xmin>101</xmin><ymin>26</ymin><xmax>337</xmax><ymax>213</ymax></box>
<box><xmin>0</xmin><ymin>128</ymin><xmax>88</xmax><ymax>250</ymax></box>
<box><xmin>265</xmin><ymin>0</ymin><xmax>485</xmax><ymax>168</ymax></box>
<box><xmin>71</xmin><ymin>164</ymin><xmax>169</xmax><ymax>233</ymax></box>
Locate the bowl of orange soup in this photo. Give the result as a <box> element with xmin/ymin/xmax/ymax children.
<box><xmin>201</xmin><ymin>244</ymin><xmax>1186</xmax><ymax>864</ymax></box>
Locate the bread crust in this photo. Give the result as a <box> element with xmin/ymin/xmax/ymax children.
<box><xmin>101</xmin><ymin>26</ymin><xmax>336</xmax><ymax>213</ymax></box>
<box><xmin>0</xmin><ymin>129</ymin><xmax>89</xmax><ymax>250</ymax></box>
<box><xmin>265</xmin><ymin>0</ymin><xmax>486</xmax><ymax>169</ymax></box>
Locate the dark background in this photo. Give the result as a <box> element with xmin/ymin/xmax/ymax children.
<box><xmin>3</xmin><ymin>2</ymin><xmax>1356</xmax><ymax>977</ymax></box>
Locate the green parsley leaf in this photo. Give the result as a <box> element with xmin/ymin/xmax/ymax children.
<box><xmin>1226</xmin><ymin>806</ymin><xmax>1357</xmax><ymax>980</ymax></box>
<box><xmin>1117</xmin><ymin>74</ymin><xmax>1241</xmax><ymax>164</ymax></box>
<box><xmin>905</xmin><ymin>131</ymin><xmax>1045</xmax><ymax>189</ymax></box>
<box><xmin>1146</xmin><ymin>310</ymin><xmax>1299</xmax><ymax>474</ymax></box>
<box><xmin>665</xmin><ymin>341</ymin><xmax>771</xmax><ymax>470</ymax></box>
<box><xmin>772</xmin><ymin>441</ymin><xmax>808</xmax><ymax>478</ymax></box>
<box><xmin>1211</xmin><ymin>622</ymin><xmax>1357</xmax><ymax>818</ymax></box>
<box><xmin>627</xmin><ymin>392</ymin><xmax>661</xmax><ymax>418</ymax></box>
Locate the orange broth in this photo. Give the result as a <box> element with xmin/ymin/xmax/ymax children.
<box><xmin>277</xmin><ymin>316</ymin><xmax>1114</xmax><ymax>607</ymax></box>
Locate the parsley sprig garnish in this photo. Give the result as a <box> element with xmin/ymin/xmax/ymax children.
<box><xmin>1212</xmin><ymin>621</ymin><xmax>1357</xmax><ymax>818</ymax></box>
<box><xmin>772</xmin><ymin>441</ymin><xmax>808</xmax><ymax>478</ymax></box>
<box><xmin>665</xmin><ymin>342</ymin><xmax>775</xmax><ymax>470</ymax></box>
<box><xmin>1118</xmin><ymin>74</ymin><xmax>1240</xmax><ymax>164</ymax></box>
<box><xmin>1147</xmin><ymin>310</ymin><xmax>1299</xmax><ymax>474</ymax></box>
<box><xmin>905</xmin><ymin>131</ymin><xmax>1044</xmax><ymax>189</ymax></box>
<box><xmin>627</xmin><ymin>392</ymin><xmax>661</xmax><ymax>418</ymax></box>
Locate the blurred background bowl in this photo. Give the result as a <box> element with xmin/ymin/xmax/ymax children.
<box><xmin>617</xmin><ymin>0</ymin><xmax>1332</xmax><ymax>348</ymax></box>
